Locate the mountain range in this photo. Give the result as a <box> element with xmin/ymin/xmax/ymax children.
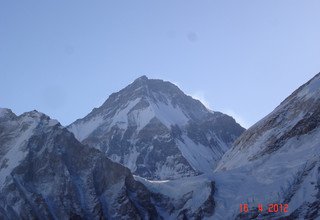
<box><xmin>1</xmin><ymin>73</ymin><xmax>320</xmax><ymax>219</ymax></box>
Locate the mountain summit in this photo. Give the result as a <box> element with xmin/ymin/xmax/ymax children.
<box><xmin>68</xmin><ymin>76</ymin><xmax>245</xmax><ymax>180</ymax></box>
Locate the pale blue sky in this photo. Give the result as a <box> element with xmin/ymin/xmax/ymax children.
<box><xmin>1</xmin><ymin>1</ymin><xmax>320</xmax><ymax>128</ymax></box>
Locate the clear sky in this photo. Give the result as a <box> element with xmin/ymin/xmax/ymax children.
<box><xmin>1</xmin><ymin>1</ymin><xmax>320</xmax><ymax>128</ymax></box>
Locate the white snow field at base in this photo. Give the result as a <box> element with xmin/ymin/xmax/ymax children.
<box><xmin>210</xmin><ymin>125</ymin><xmax>320</xmax><ymax>219</ymax></box>
<box><xmin>135</xmin><ymin>175</ymin><xmax>213</xmax><ymax>219</ymax></box>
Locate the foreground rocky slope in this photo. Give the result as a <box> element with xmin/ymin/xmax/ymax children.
<box><xmin>68</xmin><ymin>76</ymin><xmax>244</xmax><ymax>180</ymax></box>
<box><xmin>212</xmin><ymin>73</ymin><xmax>320</xmax><ymax>219</ymax></box>
<box><xmin>0</xmin><ymin>108</ymin><xmax>215</xmax><ymax>219</ymax></box>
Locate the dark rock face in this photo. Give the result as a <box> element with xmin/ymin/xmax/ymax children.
<box><xmin>68</xmin><ymin>76</ymin><xmax>245</xmax><ymax>180</ymax></box>
<box><xmin>0</xmin><ymin>109</ymin><xmax>216</xmax><ymax>219</ymax></box>
<box><xmin>0</xmin><ymin>111</ymin><xmax>160</xmax><ymax>219</ymax></box>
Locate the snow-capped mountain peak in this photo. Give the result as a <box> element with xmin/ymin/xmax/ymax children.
<box><xmin>68</xmin><ymin>76</ymin><xmax>245</xmax><ymax>180</ymax></box>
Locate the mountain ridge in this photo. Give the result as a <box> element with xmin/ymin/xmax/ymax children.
<box><xmin>209</xmin><ymin>72</ymin><xmax>320</xmax><ymax>219</ymax></box>
<box><xmin>0</xmin><ymin>108</ymin><xmax>216</xmax><ymax>219</ymax></box>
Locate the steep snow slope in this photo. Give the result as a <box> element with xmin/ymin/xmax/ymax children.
<box><xmin>68</xmin><ymin>76</ymin><xmax>244</xmax><ymax>180</ymax></box>
<box><xmin>212</xmin><ymin>73</ymin><xmax>320</xmax><ymax>219</ymax></box>
<box><xmin>217</xmin><ymin>73</ymin><xmax>320</xmax><ymax>171</ymax></box>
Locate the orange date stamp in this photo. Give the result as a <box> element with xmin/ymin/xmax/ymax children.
<box><xmin>239</xmin><ymin>203</ymin><xmax>289</xmax><ymax>213</ymax></box>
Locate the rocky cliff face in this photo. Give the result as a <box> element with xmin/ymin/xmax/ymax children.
<box><xmin>0</xmin><ymin>109</ymin><xmax>158</xmax><ymax>219</ymax></box>
<box><xmin>0</xmin><ymin>108</ymin><xmax>215</xmax><ymax>219</ymax></box>
<box><xmin>68</xmin><ymin>76</ymin><xmax>245</xmax><ymax>180</ymax></box>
